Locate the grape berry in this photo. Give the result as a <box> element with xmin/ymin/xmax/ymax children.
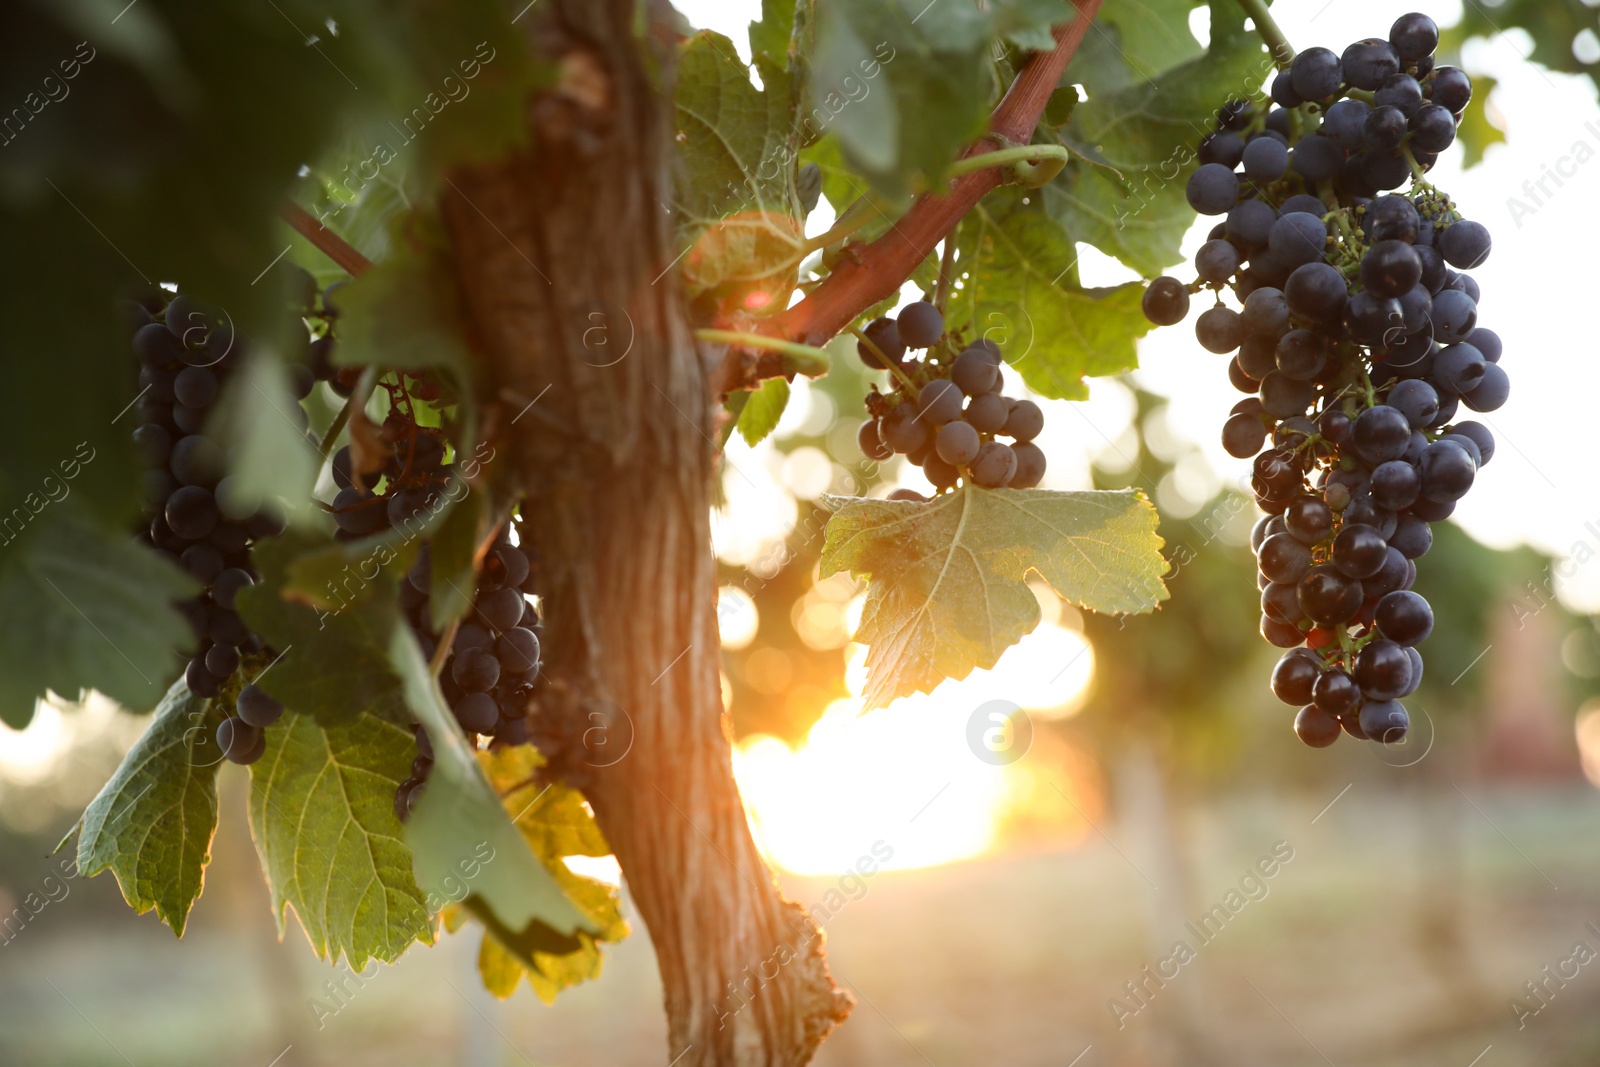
<box><xmin>853</xmin><ymin>300</ymin><xmax>1047</xmax><ymax>491</ymax></box>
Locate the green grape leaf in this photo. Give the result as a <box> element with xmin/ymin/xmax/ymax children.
<box><xmin>238</xmin><ymin>529</ymin><xmax>406</xmax><ymax>727</ymax></box>
<box><xmin>210</xmin><ymin>351</ymin><xmax>323</xmax><ymax>524</ymax></box>
<box><xmin>1444</xmin><ymin>0</ymin><xmax>1599</xmax><ymax>89</ymax></box>
<box><xmin>334</xmin><ymin>245</ymin><xmax>475</xmax><ymax>391</ymax></box>
<box><xmin>1054</xmin><ymin>0</ymin><xmax>1268</xmax><ymax>274</ymax></box>
<box><xmin>674</xmin><ymin>30</ymin><xmax>806</xmax><ymax>310</ymax></box>
<box><xmin>74</xmin><ymin>679</ymin><xmax>226</xmax><ymax>936</ymax></box>
<box><xmin>1455</xmin><ymin>73</ymin><xmax>1505</xmax><ymax>169</ymax></box>
<box><xmin>810</xmin><ymin>0</ymin><xmax>1073</xmax><ymax>192</ymax></box>
<box><xmin>389</xmin><ymin>628</ymin><xmax>596</xmax><ymax>951</ymax></box>
<box><xmin>820</xmin><ymin>486</ymin><xmax>1167</xmax><ymax>708</ymax></box>
<box><xmin>736</xmin><ymin>377</ymin><xmax>792</xmax><ymax>446</ymax></box>
<box><xmin>248</xmin><ymin>704</ymin><xmax>435</xmax><ymax>970</ymax></box>
<box><xmin>0</xmin><ymin>506</ymin><xmax>198</xmax><ymax>727</ymax></box>
<box><xmin>749</xmin><ymin>0</ymin><xmax>800</xmax><ymax>71</ymax></box>
<box><xmin>426</xmin><ymin>488</ymin><xmax>487</xmax><ymax>631</ymax></box>
<box><xmin>948</xmin><ymin>185</ymin><xmax>1152</xmax><ymax>400</ymax></box>
<box><xmin>474</xmin><ymin>746</ymin><xmax>627</xmax><ymax>1001</ymax></box>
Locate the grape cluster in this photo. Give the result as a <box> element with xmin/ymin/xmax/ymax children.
<box><xmin>1140</xmin><ymin>13</ymin><xmax>1507</xmax><ymax>748</ymax></box>
<box><xmin>393</xmin><ymin>523</ymin><xmax>543</xmax><ymax>821</ymax></box>
<box><xmin>313</xmin><ymin>342</ymin><xmax>545</xmax><ymax>819</ymax></box>
<box><xmin>852</xmin><ymin>300</ymin><xmax>1047</xmax><ymax>496</ymax></box>
<box><xmin>125</xmin><ymin>287</ymin><xmax>297</xmax><ymax>765</ymax></box>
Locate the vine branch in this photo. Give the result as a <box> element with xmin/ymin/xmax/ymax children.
<box><xmin>768</xmin><ymin>0</ymin><xmax>1102</xmax><ymax>352</ymax></box>
<box><xmin>280</xmin><ymin>200</ymin><xmax>374</xmax><ymax>277</ymax></box>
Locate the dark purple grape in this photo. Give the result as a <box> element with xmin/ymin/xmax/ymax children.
<box><xmin>896</xmin><ymin>301</ymin><xmax>943</xmax><ymax>348</ymax></box>
<box><xmin>1331</xmin><ymin>523</ymin><xmax>1389</xmax><ymax>579</ymax></box>
<box><xmin>1295</xmin><ymin>704</ymin><xmax>1343</xmax><ymax>748</ymax></box>
<box><xmin>857</xmin><ymin>317</ymin><xmax>904</xmax><ymax>368</ymax></box>
<box><xmin>1313</xmin><ymin>668</ymin><xmax>1362</xmax><ymax>718</ymax></box>
<box><xmin>1375</xmin><ymin>590</ymin><xmax>1434</xmax><ymax>645</ymax></box>
<box><xmin>1359</xmin><ymin>699</ymin><xmax>1409</xmax><ymax>743</ymax></box>
<box><xmin>237</xmin><ymin>683</ymin><xmax>285</xmax><ymax>727</ymax></box>
<box><xmin>1298</xmin><ymin>564</ymin><xmax>1363</xmax><ymax>625</ymax></box>
<box><xmin>1272</xmin><ymin>649</ymin><xmax>1322</xmax><ymax>705</ymax></box>
<box><xmin>1259</xmin><ymin>532</ymin><xmax>1313</xmax><ymax>585</ymax></box>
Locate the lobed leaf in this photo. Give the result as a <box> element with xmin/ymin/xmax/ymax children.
<box><xmin>0</xmin><ymin>506</ymin><xmax>197</xmax><ymax>727</ymax></box>
<box><xmin>248</xmin><ymin>704</ymin><xmax>435</xmax><ymax>970</ymax></box>
<box><xmin>821</xmin><ymin>486</ymin><xmax>1167</xmax><ymax>707</ymax></box>
<box><xmin>75</xmin><ymin>679</ymin><xmax>226</xmax><ymax>935</ymax></box>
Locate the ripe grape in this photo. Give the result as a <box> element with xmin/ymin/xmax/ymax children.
<box><xmin>1141</xmin><ymin>277</ymin><xmax>1190</xmax><ymax>326</ymax></box>
<box><xmin>896</xmin><ymin>301</ymin><xmax>943</xmax><ymax>349</ymax></box>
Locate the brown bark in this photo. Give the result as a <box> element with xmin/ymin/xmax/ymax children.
<box><xmin>439</xmin><ymin>2</ymin><xmax>849</xmax><ymax>1064</ymax></box>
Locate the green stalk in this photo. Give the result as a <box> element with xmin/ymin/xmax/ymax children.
<box><xmin>694</xmin><ymin>329</ymin><xmax>831</xmax><ymax>379</ymax></box>
<box><xmin>846</xmin><ymin>325</ymin><xmax>919</xmax><ymax>395</ymax></box>
<box><xmin>1235</xmin><ymin>0</ymin><xmax>1296</xmax><ymax>68</ymax></box>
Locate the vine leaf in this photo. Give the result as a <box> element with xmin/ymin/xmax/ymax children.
<box><xmin>674</xmin><ymin>29</ymin><xmax>806</xmax><ymax>314</ymax></box>
<box><xmin>248</xmin><ymin>704</ymin><xmax>435</xmax><ymax>970</ymax></box>
<box><xmin>238</xmin><ymin>529</ymin><xmax>407</xmax><ymax>727</ymax></box>
<box><xmin>811</xmin><ymin>0</ymin><xmax>1071</xmax><ymax>192</ymax></box>
<box><xmin>736</xmin><ymin>376</ymin><xmax>791</xmax><ymax>446</ymax></box>
<box><xmin>0</xmin><ymin>506</ymin><xmax>198</xmax><ymax>727</ymax></box>
<box><xmin>1053</xmin><ymin>0</ymin><xmax>1267</xmax><ymax>275</ymax></box>
<box><xmin>1454</xmin><ymin>73</ymin><xmax>1504</xmax><ymax>168</ymax></box>
<box><xmin>426</xmin><ymin>488</ymin><xmax>486</xmax><ymax>631</ymax></box>
<box><xmin>388</xmin><ymin>628</ymin><xmax>596</xmax><ymax>954</ymax></box>
<box><xmin>949</xmin><ymin>185</ymin><xmax>1152</xmax><ymax>401</ymax></box>
<box><xmin>821</xmin><ymin>487</ymin><xmax>1168</xmax><ymax>708</ymax></box>
<box><xmin>74</xmin><ymin>679</ymin><xmax>226</xmax><ymax>936</ymax></box>
<box><xmin>474</xmin><ymin>746</ymin><xmax>629</xmax><ymax>1001</ymax></box>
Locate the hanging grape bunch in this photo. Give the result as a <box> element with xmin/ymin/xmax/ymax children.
<box><xmin>125</xmin><ymin>286</ymin><xmax>310</xmax><ymax>765</ymax></box>
<box><xmin>852</xmin><ymin>299</ymin><xmax>1048</xmax><ymax>496</ymax></box>
<box><xmin>307</xmin><ymin>306</ymin><xmax>544</xmax><ymax>818</ymax></box>
<box><xmin>1140</xmin><ymin>12</ymin><xmax>1505</xmax><ymax>749</ymax></box>
<box><xmin>394</xmin><ymin>523</ymin><xmax>542</xmax><ymax>821</ymax></box>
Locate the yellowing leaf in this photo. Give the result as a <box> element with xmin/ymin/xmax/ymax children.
<box><xmin>471</xmin><ymin>746</ymin><xmax>629</xmax><ymax>1001</ymax></box>
<box><xmin>388</xmin><ymin>630</ymin><xmax>594</xmax><ymax>947</ymax></box>
<box><xmin>821</xmin><ymin>486</ymin><xmax>1167</xmax><ymax>707</ymax></box>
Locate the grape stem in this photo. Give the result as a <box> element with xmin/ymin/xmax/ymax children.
<box><xmin>280</xmin><ymin>200</ymin><xmax>373</xmax><ymax>277</ymax></box>
<box><xmin>700</xmin><ymin>329</ymin><xmax>835</xmax><ymax>396</ymax></box>
<box><xmin>944</xmin><ymin>143</ymin><xmax>1071</xmax><ymax>186</ymax></box>
<box><xmin>318</xmin><ymin>396</ymin><xmax>353</xmax><ymax>458</ymax></box>
<box><xmin>1234</xmin><ymin>0</ymin><xmax>1295</xmax><ymax>69</ymax></box>
<box><xmin>771</xmin><ymin>1</ymin><xmax>1102</xmax><ymax>350</ymax></box>
<box><xmin>800</xmin><ymin>195</ymin><xmax>882</xmax><ymax>255</ymax></box>
<box><xmin>846</xmin><ymin>325</ymin><xmax>920</xmax><ymax>395</ymax></box>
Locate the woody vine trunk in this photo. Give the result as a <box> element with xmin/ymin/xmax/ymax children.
<box><xmin>438</xmin><ymin>1</ymin><xmax>852</xmax><ymax>1063</ymax></box>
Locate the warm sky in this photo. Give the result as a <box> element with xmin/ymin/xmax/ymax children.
<box><xmin>682</xmin><ymin>0</ymin><xmax>1600</xmax><ymax>613</ymax></box>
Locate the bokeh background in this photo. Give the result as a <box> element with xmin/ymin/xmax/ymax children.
<box><xmin>7</xmin><ymin>0</ymin><xmax>1600</xmax><ymax>1064</ymax></box>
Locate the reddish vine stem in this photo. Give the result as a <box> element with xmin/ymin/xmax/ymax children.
<box><xmin>279</xmin><ymin>200</ymin><xmax>374</xmax><ymax>277</ymax></box>
<box><xmin>769</xmin><ymin>0</ymin><xmax>1102</xmax><ymax>350</ymax></box>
